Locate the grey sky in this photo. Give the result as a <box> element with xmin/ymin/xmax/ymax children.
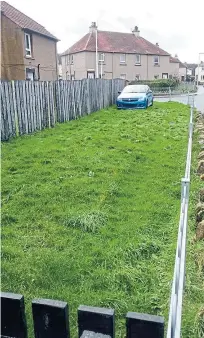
<box><xmin>7</xmin><ymin>0</ymin><xmax>204</xmax><ymax>62</ymax></box>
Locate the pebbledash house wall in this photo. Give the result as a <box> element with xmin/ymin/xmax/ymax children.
<box><xmin>61</xmin><ymin>52</ymin><xmax>87</xmax><ymax>80</ymax></box>
<box><xmin>62</xmin><ymin>51</ymin><xmax>175</xmax><ymax>81</ymax></box>
<box><xmin>1</xmin><ymin>14</ymin><xmax>25</xmax><ymax>80</ymax></box>
<box><xmin>169</xmin><ymin>62</ymin><xmax>180</xmax><ymax>78</ymax></box>
<box><xmin>23</xmin><ymin>33</ymin><xmax>58</xmax><ymax>81</ymax></box>
<box><xmin>1</xmin><ymin>14</ymin><xmax>58</xmax><ymax>81</ymax></box>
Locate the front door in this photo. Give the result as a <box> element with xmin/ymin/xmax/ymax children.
<box><xmin>162</xmin><ymin>73</ymin><xmax>168</xmax><ymax>79</ymax></box>
<box><xmin>87</xmin><ymin>71</ymin><xmax>95</xmax><ymax>79</ymax></box>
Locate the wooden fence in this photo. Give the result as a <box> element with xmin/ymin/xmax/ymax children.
<box><xmin>1</xmin><ymin>79</ymin><xmax>125</xmax><ymax>141</ymax></box>
<box><xmin>1</xmin><ymin>292</ymin><xmax>165</xmax><ymax>338</ymax></box>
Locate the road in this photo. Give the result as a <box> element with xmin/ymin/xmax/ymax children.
<box><xmin>155</xmin><ymin>86</ymin><xmax>204</xmax><ymax>113</ymax></box>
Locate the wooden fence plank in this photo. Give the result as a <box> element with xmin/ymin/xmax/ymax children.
<box><xmin>1</xmin><ymin>83</ymin><xmax>9</xmax><ymax>141</ymax></box>
<box><xmin>1</xmin><ymin>79</ymin><xmax>125</xmax><ymax>141</ymax></box>
<box><xmin>22</xmin><ymin>81</ymin><xmax>29</xmax><ymax>134</ymax></box>
<box><xmin>15</xmin><ymin>81</ymin><xmax>24</xmax><ymax>135</ymax></box>
<box><xmin>4</xmin><ymin>82</ymin><xmax>14</xmax><ymax>139</ymax></box>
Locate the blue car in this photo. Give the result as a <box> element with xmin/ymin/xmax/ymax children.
<box><xmin>116</xmin><ymin>84</ymin><xmax>153</xmax><ymax>109</ymax></box>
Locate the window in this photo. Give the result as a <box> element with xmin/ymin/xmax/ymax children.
<box><xmin>135</xmin><ymin>74</ymin><xmax>140</xmax><ymax>81</ymax></box>
<box><xmin>135</xmin><ymin>54</ymin><xmax>141</xmax><ymax>65</ymax></box>
<box><xmin>120</xmin><ymin>54</ymin><xmax>126</xmax><ymax>64</ymax></box>
<box><xmin>154</xmin><ymin>74</ymin><xmax>159</xmax><ymax>79</ymax></box>
<box><xmin>120</xmin><ymin>74</ymin><xmax>126</xmax><ymax>80</ymax></box>
<box><xmin>87</xmin><ymin>71</ymin><xmax>95</xmax><ymax>79</ymax></box>
<box><xmin>153</xmin><ymin>55</ymin><xmax>159</xmax><ymax>66</ymax></box>
<box><xmin>162</xmin><ymin>73</ymin><xmax>168</xmax><ymax>79</ymax></box>
<box><xmin>71</xmin><ymin>74</ymin><xmax>75</xmax><ymax>80</ymax></box>
<box><xmin>26</xmin><ymin>67</ymin><xmax>35</xmax><ymax>81</ymax></box>
<box><xmin>67</xmin><ymin>55</ymin><xmax>74</xmax><ymax>64</ymax></box>
<box><xmin>99</xmin><ymin>53</ymin><xmax>105</xmax><ymax>62</ymax></box>
<box><xmin>25</xmin><ymin>33</ymin><xmax>32</xmax><ymax>57</ymax></box>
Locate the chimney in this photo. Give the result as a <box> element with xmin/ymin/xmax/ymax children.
<box><xmin>132</xmin><ymin>26</ymin><xmax>140</xmax><ymax>37</ymax></box>
<box><xmin>156</xmin><ymin>42</ymin><xmax>159</xmax><ymax>47</ymax></box>
<box><xmin>89</xmin><ymin>22</ymin><xmax>97</xmax><ymax>33</ymax></box>
<box><xmin>175</xmin><ymin>54</ymin><xmax>178</xmax><ymax>58</ymax></box>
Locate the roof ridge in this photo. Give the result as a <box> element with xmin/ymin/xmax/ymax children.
<box><xmin>1</xmin><ymin>1</ymin><xmax>45</xmax><ymax>29</ymax></box>
<box><xmin>63</xmin><ymin>29</ymin><xmax>170</xmax><ymax>56</ymax></box>
<box><xmin>84</xmin><ymin>32</ymin><xmax>92</xmax><ymax>50</ymax></box>
<box><xmin>1</xmin><ymin>1</ymin><xmax>58</xmax><ymax>40</ymax></box>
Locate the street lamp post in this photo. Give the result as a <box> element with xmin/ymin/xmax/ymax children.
<box><xmin>197</xmin><ymin>52</ymin><xmax>204</xmax><ymax>86</ymax></box>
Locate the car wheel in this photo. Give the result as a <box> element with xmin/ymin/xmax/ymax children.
<box><xmin>145</xmin><ymin>99</ymin><xmax>148</xmax><ymax>108</ymax></box>
<box><xmin>150</xmin><ymin>98</ymin><xmax>154</xmax><ymax>106</ymax></box>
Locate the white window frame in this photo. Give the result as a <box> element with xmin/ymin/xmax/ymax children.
<box><xmin>154</xmin><ymin>55</ymin><xmax>160</xmax><ymax>66</ymax></box>
<box><xmin>120</xmin><ymin>54</ymin><xmax>126</xmax><ymax>64</ymax></box>
<box><xmin>98</xmin><ymin>53</ymin><xmax>105</xmax><ymax>62</ymax></box>
<box><xmin>67</xmin><ymin>55</ymin><xmax>74</xmax><ymax>65</ymax></box>
<box><xmin>120</xmin><ymin>74</ymin><xmax>126</xmax><ymax>80</ymax></box>
<box><xmin>25</xmin><ymin>67</ymin><xmax>35</xmax><ymax>81</ymax></box>
<box><xmin>25</xmin><ymin>33</ymin><xmax>32</xmax><ymax>57</ymax></box>
<box><xmin>135</xmin><ymin>74</ymin><xmax>140</xmax><ymax>81</ymax></box>
<box><xmin>135</xmin><ymin>54</ymin><xmax>141</xmax><ymax>65</ymax></box>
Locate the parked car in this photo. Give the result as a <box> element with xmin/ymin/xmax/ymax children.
<box><xmin>116</xmin><ymin>85</ymin><xmax>153</xmax><ymax>109</ymax></box>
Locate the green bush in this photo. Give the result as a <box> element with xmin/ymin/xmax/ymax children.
<box><xmin>129</xmin><ymin>79</ymin><xmax>179</xmax><ymax>88</ymax></box>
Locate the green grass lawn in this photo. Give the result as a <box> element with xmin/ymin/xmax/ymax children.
<box><xmin>1</xmin><ymin>102</ymin><xmax>203</xmax><ymax>337</ymax></box>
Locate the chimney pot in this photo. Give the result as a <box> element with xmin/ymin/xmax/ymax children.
<box><xmin>89</xmin><ymin>22</ymin><xmax>97</xmax><ymax>33</ymax></box>
<box><xmin>156</xmin><ymin>42</ymin><xmax>159</xmax><ymax>47</ymax></box>
<box><xmin>132</xmin><ymin>26</ymin><xmax>140</xmax><ymax>37</ymax></box>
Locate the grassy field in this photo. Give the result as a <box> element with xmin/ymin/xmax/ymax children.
<box><xmin>1</xmin><ymin>102</ymin><xmax>203</xmax><ymax>337</ymax></box>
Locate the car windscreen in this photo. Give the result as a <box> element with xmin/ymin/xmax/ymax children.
<box><xmin>122</xmin><ymin>85</ymin><xmax>147</xmax><ymax>93</ymax></box>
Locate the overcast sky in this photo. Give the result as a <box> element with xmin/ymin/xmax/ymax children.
<box><xmin>7</xmin><ymin>0</ymin><xmax>204</xmax><ymax>62</ymax></box>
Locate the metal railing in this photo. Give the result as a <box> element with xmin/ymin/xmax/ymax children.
<box><xmin>167</xmin><ymin>105</ymin><xmax>194</xmax><ymax>338</ymax></box>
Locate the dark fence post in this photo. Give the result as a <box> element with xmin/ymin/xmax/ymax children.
<box><xmin>32</xmin><ymin>298</ymin><xmax>70</xmax><ymax>338</ymax></box>
<box><xmin>126</xmin><ymin>312</ymin><xmax>164</xmax><ymax>338</ymax></box>
<box><xmin>1</xmin><ymin>292</ymin><xmax>27</xmax><ymax>338</ymax></box>
<box><xmin>78</xmin><ymin>305</ymin><xmax>115</xmax><ymax>338</ymax></box>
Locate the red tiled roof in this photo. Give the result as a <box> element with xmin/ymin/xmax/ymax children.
<box><xmin>62</xmin><ymin>30</ymin><xmax>170</xmax><ymax>56</ymax></box>
<box><xmin>0</xmin><ymin>1</ymin><xmax>59</xmax><ymax>41</ymax></box>
<box><xmin>170</xmin><ymin>56</ymin><xmax>187</xmax><ymax>69</ymax></box>
<box><xmin>179</xmin><ymin>61</ymin><xmax>187</xmax><ymax>69</ymax></box>
<box><xmin>170</xmin><ymin>56</ymin><xmax>180</xmax><ymax>63</ymax></box>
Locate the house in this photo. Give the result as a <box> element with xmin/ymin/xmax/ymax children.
<box><xmin>58</xmin><ymin>54</ymin><xmax>62</xmax><ymax>80</ymax></box>
<box><xmin>185</xmin><ymin>63</ymin><xmax>197</xmax><ymax>80</ymax></box>
<box><xmin>169</xmin><ymin>55</ymin><xmax>187</xmax><ymax>81</ymax></box>
<box><xmin>61</xmin><ymin>23</ymin><xmax>175</xmax><ymax>81</ymax></box>
<box><xmin>195</xmin><ymin>62</ymin><xmax>204</xmax><ymax>84</ymax></box>
<box><xmin>1</xmin><ymin>1</ymin><xmax>59</xmax><ymax>81</ymax></box>
<box><xmin>169</xmin><ymin>56</ymin><xmax>180</xmax><ymax>79</ymax></box>
<box><xmin>179</xmin><ymin>61</ymin><xmax>187</xmax><ymax>82</ymax></box>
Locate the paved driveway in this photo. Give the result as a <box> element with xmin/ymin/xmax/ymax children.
<box><xmin>155</xmin><ymin>86</ymin><xmax>204</xmax><ymax>113</ymax></box>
